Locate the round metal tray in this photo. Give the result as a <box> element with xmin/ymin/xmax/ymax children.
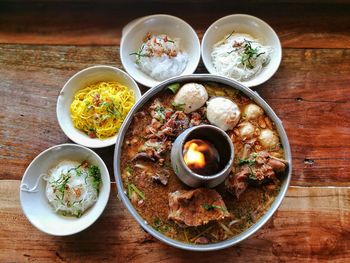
<box><xmin>113</xmin><ymin>74</ymin><xmax>292</xmax><ymax>251</ymax></box>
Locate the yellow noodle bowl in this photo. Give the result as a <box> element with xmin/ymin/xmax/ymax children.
<box><xmin>70</xmin><ymin>81</ymin><xmax>135</xmax><ymax>139</ymax></box>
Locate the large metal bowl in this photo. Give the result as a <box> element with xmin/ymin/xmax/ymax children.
<box><xmin>113</xmin><ymin>74</ymin><xmax>292</xmax><ymax>251</ymax></box>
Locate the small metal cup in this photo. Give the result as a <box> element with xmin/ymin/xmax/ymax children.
<box><xmin>171</xmin><ymin>124</ymin><xmax>234</xmax><ymax>188</ymax></box>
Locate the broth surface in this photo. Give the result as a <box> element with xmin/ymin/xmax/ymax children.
<box><xmin>120</xmin><ymin>82</ymin><xmax>285</xmax><ymax>244</ymax></box>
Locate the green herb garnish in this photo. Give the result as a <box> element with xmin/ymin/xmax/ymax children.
<box><xmin>174</xmin><ymin>165</ymin><xmax>179</xmax><ymax>174</ymax></box>
<box><xmin>227</xmin><ymin>39</ymin><xmax>265</xmax><ymax>69</ymax></box>
<box><xmin>240</xmin><ymin>39</ymin><xmax>265</xmax><ymax>69</ymax></box>
<box><xmin>75</xmin><ymin>210</ymin><xmax>83</xmax><ymax>218</ymax></box>
<box><xmin>154</xmin><ymin>106</ymin><xmax>165</xmax><ymax>122</ymax></box>
<box><xmin>152</xmin><ymin>217</ymin><xmax>170</xmax><ymax>233</ymax></box>
<box><xmin>247</xmin><ymin>213</ymin><xmax>254</xmax><ymax>224</ymax></box>
<box><xmin>106</xmin><ymin>103</ymin><xmax>121</xmax><ymax>119</ymax></box>
<box><xmin>51</xmin><ymin>172</ymin><xmax>71</xmax><ymax>200</ymax></box>
<box><xmin>202</xmin><ymin>203</ymin><xmax>227</xmax><ymax>212</ymax></box>
<box><xmin>129</xmin><ymin>44</ymin><xmax>149</xmax><ymax>64</ymax></box>
<box><xmin>167</xmin><ymin>83</ymin><xmax>180</xmax><ymax>94</ymax></box>
<box><xmin>238</xmin><ymin>158</ymin><xmax>255</xmax><ymax>166</ymax></box>
<box><xmin>127</xmin><ymin>183</ymin><xmax>145</xmax><ymax>200</ymax></box>
<box><xmin>125</xmin><ymin>166</ymin><xmax>133</xmax><ymax>176</ymax></box>
<box><xmin>76</xmin><ymin>168</ymin><xmax>82</xmax><ymax>176</ymax></box>
<box><xmin>88</xmin><ymin>165</ymin><xmax>101</xmax><ymax>191</ymax></box>
<box><xmin>88</xmin><ymin>165</ymin><xmax>101</xmax><ymax>179</ymax></box>
<box><xmin>171</xmin><ymin>101</ymin><xmax>186</xmax><ymax>111</ymax></box>
<box><xmin>248</xmin><ymin>166</ymin><xmax>256</xmax><ymax>180</ymax></box>
<box><xmin>100</xmin><ymin>101</ymin><xmax>111</xmax><ymax>107</ymax></box>
<box><xmin>67</xmin><ymin>163</ymin><xmax>82</xmax><ymax>174</ymax></box>
<box><xmin>238</xmin><ymin>153</ymin><xmax>257</xmax><ymax>166</ymax></box>
<box><xmin>153</xmin><ymin>217</ymin><xmax>162</xmax><ymax>228</ymax></box>
<box><xmin>225</xmin><ymin>30</ymin><xmax>235</xmax><ymax>40</ymax></box>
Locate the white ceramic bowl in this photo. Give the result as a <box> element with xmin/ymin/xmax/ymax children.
<box><xmin>57</xmin><ymin>65</ymin><xmax>141</xmax><ymax>148</ymax></box>
<box><xmin>201</xmin><ymin>14</ymin><xmax>282</xmax><ymax>87</ymax></box>
<box><xmin>20</xmin><ymin>144</ymin><xmax>111</xmax><ymax>236</ymax></box>
<box><xmin>120</xmin><ymin>14</ymin><xmax>200</xmax><ymax>88</ymax></box>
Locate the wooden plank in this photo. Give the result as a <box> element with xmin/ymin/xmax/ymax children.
<box><xmin>1</xmin><ymin>45</ymin><xmax>349</xmax><ymax>186</ymax></box>
<box><xmin>0</xmin><ymin>180</ymin><xmax>349</xmax><ymax>262</ymax></box>
<box><xmin>0</xmin><ymin>2</ymin><xmax>349</xmax><ymax>48</ymax></box>
<box><xmin>256</xmin><ymin>49</ymin><xmax>350</xmax><ymax>185</ymax></box>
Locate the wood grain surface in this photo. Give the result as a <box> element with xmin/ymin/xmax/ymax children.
<box><xmin>1</xmin><ymin>181</ymin><xmax>349</xmax><ymax>262</ymax></box>
<box><xmin>0</xmin><ymin>1</ymin><xmax>350</xmax><ymax>262</ymax></box>
<box><xmin>1</xmin><ymin>46</ymin><xmax>349</xmax><ymax>186</ymax></box>
<box><xmin>0</xmin><ymin>1</ymin><xmax>350</xmax><ymax>48</ymax></box>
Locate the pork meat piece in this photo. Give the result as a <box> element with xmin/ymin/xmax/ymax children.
<box><xmin>168</xmin><ymin>188</ymin><xmax>230</xmax><ymax>227</ymax></box>
<box><xmin>226</xmin><ymin>151</ymin><xmax>287</xmax><ymax>199</ymax></box>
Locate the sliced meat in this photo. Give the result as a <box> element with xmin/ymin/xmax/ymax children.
<box><xmin>151</xmin><ymin>170</ymin><xmax>169</xmax><ymax>186</ymax></box>
<box><xmin>190</xmin><ymin>112</ymin><xmax>202</xmax><ymax>126</ymax></box>
<box><xmin>145</xmin><ymin>110</ymin><xmax>189</xmax><ymax>139</ymax></box>
<box><xmin>150</xmin><ymin>118</ymin><xmax>162</xmax><ymax>130</ymax></box>
<box><xmin>268</xmin><ymin>157</ymin><xmax>287</xmax><ymax>173</ymax></box>
<box><xmin>168</xmin><ymin>111</ymin><xmax>190</xmax><ymax>136</ymax></box>
<box><xmin>149</xmin><ymin>99</ymin><xmax>173</xmax><ymax>123</ymax></box>
<box><xmin>226</xmin><ymin>151</ymin><xmax>287</xmax><ymax>198</ymax></box>
<box><xmin>134</xmin><ymin>111</ymin><xmax>146</xmax><ymax>119</ymax></box>
<box><xmin>225</xmin><ymin>167</ymin><xmax>249</xmax><ymax>199</ymax></box>
<box><xmin>194</xmin><ymin>236</ymin><xmax>209</xmax><ymax>244</ymax></box>
<box><xmin>168</xmin><ymin>188</ymin><xmax>230</xmax><ymax>227</ymax></box>
<box><xmin>135</xmin><ymin>171</ymin><xmax>148</xmax><ymax>188</ymax></box>
<box><xmin>136</xmin><ymin>139</ymin><xmax>172</xmax><ymax>162</ymax></box>
<box><xmin>132</xmin><ymin>152</ymin><xmax>156</xmax><ymax>162</ymax></box>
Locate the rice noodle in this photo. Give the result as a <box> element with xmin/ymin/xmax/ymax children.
<box><xmin>20</xmin><ymin>173</ymin><xmax>48</xmax><ymax>193</ymax></box>
<box><xmin>45</xmin><ymin>160</ymin><xmax>101</xmax><ymax>217</ymax></box>
<box><xmin>132</xmin><ymin>33</ymin><xmax>188</xmax><ymax>81</ymax></box>
<box><xmin>190</xmin><ymin>226</ymin><xmax>214</xmax><ymax>242</ymax></box>
<box><xmin>211</xmin><ymin>33</ymin><xmax>272</xmax><ymax>81</ymax></box>
<box><xmin>218</xmin><ymin>222</ymin><xmax>234</xmax><ymax>236</ymax></box>
<box><xmin>228</xmin><ymin>219</ymin><xmax>241</xmax><ymax>227</ymax></box>
<box><xmin>134</xmin><ymin>163</ymin><xmax>148</xmax><ymax>170</ymax></box>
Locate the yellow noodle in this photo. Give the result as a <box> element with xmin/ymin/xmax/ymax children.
<box><xmin>70</xmin><ymin>81</ymin><xmax>135</xmax><ymax>139</ymax></box>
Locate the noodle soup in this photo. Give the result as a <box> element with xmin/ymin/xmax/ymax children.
<box><xmin>119</xmin><ymin>81</ymin><xmax>288</xmax><ymax>245</ymax></box>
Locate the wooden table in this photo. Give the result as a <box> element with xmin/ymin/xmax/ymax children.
<box><xmin>1</xmin><ymin>1</ymin><xmax>349</xmax><ymax>262</ymax></box>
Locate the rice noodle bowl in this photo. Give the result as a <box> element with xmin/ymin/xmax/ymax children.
<box><xmin>211</xmin><ymin>33</ymin><xmax>272</xmax><ymax>81</ymax></box>
<box><xmin>131</xmin><ymin>33</ymin><xmax>188</xmax><ymax>81</ymax></box>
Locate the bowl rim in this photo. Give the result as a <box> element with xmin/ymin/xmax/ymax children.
<box><xmin>201</xmin><ymin>13</ymin><xmax>282</xmax><ymax>88</ymax></box>
<box><xmin>56</xmin><ymin>65</ymin><xmax>141</xmax><ymax>148</ymax></box>
<box><xmin>120</xmin><ymin>14</ymin><xmax>201</xmax><ymax>88</ymax></box>
<box><xmin>113</xmin><ymin>74</ymin><xmax>292</xmax><ymax>251</ymax></box>
<box><xmin>20</xmin><ymin>143</ymin><xmax>111</xmax><ymax>236</ymax></box>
